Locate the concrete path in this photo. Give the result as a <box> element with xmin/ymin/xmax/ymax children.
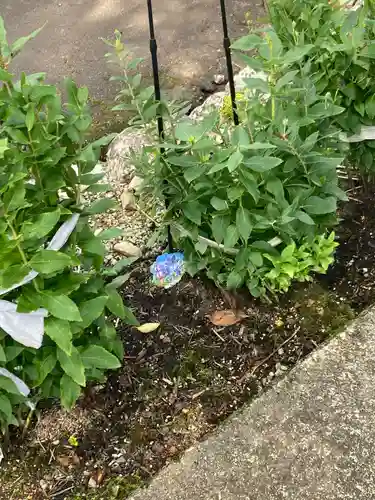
<box><xmin>131</xmin><ymin>307</ymin><xmax>375</xmax><ymax>500</ymax></box>
<box><xmin>3</xmin><ymin>0</ymin><xmax>263</xmax><ymax>102</ymax></box>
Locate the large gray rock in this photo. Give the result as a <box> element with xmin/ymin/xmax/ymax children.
<box><xmin>189</xmin><ymin>92</ymin><xmax>226</xmax><ymax>121</ymax></box>
<box><xmin>225</xmin><ymin>66</ymin><xmax>268</xmax><ymax>93</ymax></box>
<box><xmin>106</xmin><ymin>128</ymin><xmax>149</xmax><ymax>183</ymax></box>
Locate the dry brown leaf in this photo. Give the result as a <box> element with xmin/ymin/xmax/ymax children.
<box><xmin>209</xmin><ymin>309</ymin><xmax>247</xmax><ymax>326</ymax></box>
<box><xmin>91</xmin><ymin>469</ymin><xmax>105</xmax><ymax>486</ymax></box>
<box><xmin>56</xmin><ymin>453</ymin><xmax>80</xmax><ymax>468</ymax></box>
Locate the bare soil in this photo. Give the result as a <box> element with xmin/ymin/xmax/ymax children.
<box><xmin>2</xmin><ymin>188</ymin><xmax>375</xmax><ymax>500</ymax></box>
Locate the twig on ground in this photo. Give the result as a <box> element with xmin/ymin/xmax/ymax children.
<box><xmin>239</xmin><ymin>327</ymin><xmax>300</xmax><ymax>383</ymax></box>
<box><xmin>212</xmin><ymin>328</ymin><xmax>225</xmax><ymax>342</ymax></box>
<box><xmin>51</xmin><ymin>485</ymin><xmax>74</xmax><ymax>498</ymax></box>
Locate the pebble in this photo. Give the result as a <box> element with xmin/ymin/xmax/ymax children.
<box><xmin>113</xmin><ymin>241</ymin><xmax>142</xmax><ymax>257</ymax></box>
<box><xmin>120</xmin><ymin>189</ymin><xmax>136</xmax><ymax>210</ymax></box>
<box><xmin>128</xmin><ymin>175</ymin><xmax>143</xmax><ymax>192</ymax></box>
<box><xmin>213</xmin><ymin>74</ymin><xmax>226</xmax><ymax>85</ymax></box>
<box><xmin>88</xmin><ymin>477</ymin><xmax>98</xmax><ymax>488</ymax></box>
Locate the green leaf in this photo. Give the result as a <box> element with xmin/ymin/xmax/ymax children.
<box><xmin>184</xmin><ymin>165</ymin><xmax>206</xmax><ymax>183</ymax></box>
<box><xmin>224</xmin><ymin>225</ymin><xmax>239</xmax><ymax>248</ymax></box>
<box><xmin>57</xmin><ymin>346</ymin><xmax>86</xmax><ymax>386</ymax></box>
<box><xmin>211</xmin><ymin>215</ymin><xmax>229</xmax><ymax>244</ymax></box>
<box><xmin>210</xmin><ymin>197</ymin><xmax>228</xmax><ymax>211</ymax></box>
<box><xmin>11</xmin><ymin>25</ymin><xmax>44</xmax><ymax>57</ymax></box>
<box><xmin>6</xmin><ymin>128</ymin><xmax>29</xmax><ymax>144</ymax></box>
<box><xmin>82</xmin><ymin>237</ymin><xmax>106</xmax><ymax>257</ymax></box>
<box><xmin>300</xmin><ymin>132</ymin><xmax>319</xmax><ymax>153</ymax></box>
<box><xmin>0</xmin><ymin>67</ymin><xmax>11</xmax><ymax>82</ymax></box>
<box><xmin>0</xmin><ymin>393</ymin><xmax>13</xmax><ymax>421</ymax></box>
<box><xmin>166</xmin><ymin>155</ymin><xmax>197</xmax><ymax>167</ymax></box>
<box><xmin>275</xmin><ymin>70</ymin><xmax>299</xmax><ymax>91</ymax></box>
<box><xmin>236</xmin><ymin>206</ymin><xmax>252</xmax><ymax>242</ymax></box>
<box><xmin>304</xmin><ymin>196</ymin><xmax>337</xmax><ymax>215</ymax></box>
<box><xmin>0</xmin><ymin>17</ymin><xmax>10</xmax><ymax>61</ymax></box>
<box><xmin>23</xmin><ymin>210</ymin><xmax>60</xmax><ymax>240</ymax></box>
<box><xmin>266</xmin><ymin>178</ymin><xmax>284</xmax><ymax>201</ymax></box>
<box><xmin>5</xmin><ymin>346</ymin><xmax>23</xmax><ymax>362</ymax></box>
<box><xmin>244</xmin><ymin>156</ymin><xmax>282</xmax><ymax>172</ymax></box>
<box><xmin>308</xmin><ymin>102</ymin><xmax>345</xmax><ymax>119</ymax></box>
<box><xmin>182</xmin><ymin>202</ymin><xmax>202</xmax><ymax>225</ymax></box>
<box><xmin>175</xmin><ymin>119</ymin><xmax>205</xmax><ymax>141</ymax></box>
<box><xmin>0</xmin><ymin>376</ymin><xmax>21</xmax><ymax>395</ymax></box>
<box><xmin>106</xmin><ymin>272</ymin><xmax>131</xmax><ymax>289</ymax></box>
<box><xmin>99</xmin><ymin>322</ymin><xmax>117</xmax><ymax>340</ymax></box>
<box><xmin>0</xmin><ymin>265</ymin><xmax>29</xmax><ymax>289</ymax></box>
<box><xmin>60</xmin><ymin>374</ymin><xmax>81</xmax><ymax>410</ymax></box>
<box><xmin>282</xmin><ymin>45</ymin><xmax>314</xmax><ymax>65</ymax></box>
<box><xmin>35</xmin><ymin>352</ymin><xmax>57</xmax><ymax>386</ymax></box>
<box><xmin>249</xmin><ymin>251</ymin><xmax>263</xmax><ymax>267</ymax></box>
<box><xmin>227</xmin><ymin>149</ymin><xmax>243</xmax><ymax>172</ymax></box>
<box><xmin>195</xmin><ymin>239</ymin><xmax>208</xmax><ymax>254</ymax></box>
<box><xmin>39</xmin><ymin>294</ymin><xmax>82</xmax><ymax>321</ymax></box>
<box><xmin>44</xmin><ymin>318</ymin><xmax>72</xmax><ymax>355</ymax></box>
<box><xmin>25</xmin><ymin>105</ymin><xmax>35</xmax><ymax>131</ymax></box>
<box><xmin>231</xmin><ymin>34</ymin><xmax>263</xmax><ymax>50</ymax></box>
<box><xmin>79</xmin><ymin>296</ymin><xmax>108</xmax><ymax>328</ymax></box>
<box><xmin>243</xmin><ymin>77</ymin><xmax>269</xmax><ymax>93</ymax></box>
<box><xmin>4</xmin><ymin>181</ymin><xmax>26</xmax><ymax>213</ymax></box>
<box><xmin>296</xmin><ymin>210</ymin><xmax>315</xmax><ymax>225</ymax></box>
<box><xmin>366</xmin><ymin>95</ymin><xmax>375</xmax><ymax>119</ymax></box>
<box><xmin>238</xmin><ymin>172</ymin><xmax>260</xmax><ymax>203</ymax></box>
<box><xmin>30</xmin><ymin>250</ymin><xmax>75</xmax><ymax>274</ymax></box>
<box><xmin>106</xmin><ymin>287</ymin><xmax>139</xmax><ymax>325</ymax></box>
<box><xmin>77</xmin><ymin>86</ymin><xmax>89</xmax><ymax>105</ymax></box>
<box><xmin>81</xmin><ymin>345</ymin><xmax>121</xmax><ymax>370</ymax></box>
<box><xmin>227</xmin><ymin>186</ymin><xmax>244</xmax><ymax>202</ymax></box>
<box><xmin>85</xmin><ymin>199</ymin><xmax>117</xmax><ymax>214</ymax></box>
<box><xmin>0</xmin><ymin>345</ymin><xmax>6</xmax><ymax>363</ymax></box>
<box><xmin>97</xmin><ymin>228</ymin><xmax>124</xmax><ymax>240</ymax></box>
<box><xmin>0</xmin><ymin>137</ymin><xmax>8</xmax><ymax>158</ymax></box>
<box><xmin>241</xmin><ymin>142</ymin><xmax>276</xmax><ymax>150</ymax></box>
<box><xmin>227</xmin><ymin>270</ymin><xmax>243</xmax><ymax>289</ymax></box>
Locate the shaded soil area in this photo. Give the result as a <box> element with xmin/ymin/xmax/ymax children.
<box><xmin>2</xmin><ymin>188</ymin><xmax>375</xmax><ymax>499</ymax></box>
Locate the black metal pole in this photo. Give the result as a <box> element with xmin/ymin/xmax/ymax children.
<box><xmin>219</xmin><ymin>0</ymin><xmax>239</xmax><ymax>125</ymax></box>
<box><xmin>146</xmin><ymin>0</ymin><xmax>173</xmax><ymax>252</ymax></box>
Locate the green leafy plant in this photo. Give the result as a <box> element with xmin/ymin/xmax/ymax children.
<box><xmin>0</xmin><ymin>19</ymin><xmax>137</xmax><ymax>439</ymax></box>
<box><xmin>261</xmin><ymin>232</ymin><xmax>338</xmax><ymax>294</ymax></box>
<box><xmin>267</xmin><ymin>0</ymin><xmax>375</xmax><ymax>175</ymax></box>
<box><xmin>107</xmin><ymin>30</ymin><xmax>345</xmax><ymax>298</ymax></box>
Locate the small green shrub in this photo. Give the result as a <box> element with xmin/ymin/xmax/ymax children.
<box><xmin>0</xmin><ymin>19</ymin><xmax>137</xmax><ymax>438</ymax></box>
<box><xmin>108</xmin><ymin>30</ymin><xmax>345</xmax><ymax>298</ymax></box>
<box><xmin>268</xmin><ymin>0</ymin><xmax>375</xmax><ymax>175</ymax></box>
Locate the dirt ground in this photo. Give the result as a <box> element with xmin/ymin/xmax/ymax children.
<box><xmin>2</xmin><ymin>185</ymin><xmax>375</xmax><ymax>499</ymax></box>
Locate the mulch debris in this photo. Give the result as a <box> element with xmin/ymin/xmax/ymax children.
<box><xmin>2</xmin><ymin>189</ymin><xmax>375</xmax><ymax>499</ymax></box>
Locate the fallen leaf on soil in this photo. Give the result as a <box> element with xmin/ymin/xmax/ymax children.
<box><xmin>56</xmin><ymin>453</ymin><xmax>80</xmax><ymax>467</ymax></box>
<box><xmin>136</xmin><ymin>322</ymin><xmax>160</xmax><ymax>333</ymax></box>
<box><xmin>89</xmin><ymin>469</ymin><xmax>105</xmax><ymax>487</ymax></box>
<box><xmin>209</xmin><ymin>309</ymin><xmax>247</xmax><ymax>326</ymax></box>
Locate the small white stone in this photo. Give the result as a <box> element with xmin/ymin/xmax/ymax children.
<box><xmin>88</xmin><ymin>477</ymin><xmax>98</xmax><ymax>488</ymax></box>
<box><xmin>113</xmin><ymin>241</ymin><xmax>142</xmax><ymax>257</ymax></box>
<box><xmin>128</xmin><ymin>175</ymin><xmax>143</xmax><ymax>192</ymax></box>
<box><xmin>213</xmin><ymin>74</ymin><xmax>226</xmax><ymax>85</ymax></box>
<box><xmin>39</xmin><ymin>479</ymin><xmax>48</xmax><ymax>491</ymax></box>
<box><xmin>120</xmin><ymin>189</ymin><xmax>136</xmax><ymax>210</ymax></box>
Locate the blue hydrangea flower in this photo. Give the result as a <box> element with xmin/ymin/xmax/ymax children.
<box><xmin>150</xmin><ymin>252</ymin><xmax>185</xmax><ymax>288</ymax></box>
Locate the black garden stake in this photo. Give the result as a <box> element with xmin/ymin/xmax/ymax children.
<box><xmin>219</xmin><ymin>0</ymin><xmax>239</xmax><ymax>125</ymax></box>
<box><xmin>146</xmin><ymin>0</ymin><xmax>173</xmax><ymax>252</ymax></box>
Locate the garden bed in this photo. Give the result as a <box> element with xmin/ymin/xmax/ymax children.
<box><xmin>1</xmin><ymin>187</ymin><xmax>375</xmax><ymax>499</ymax></box>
